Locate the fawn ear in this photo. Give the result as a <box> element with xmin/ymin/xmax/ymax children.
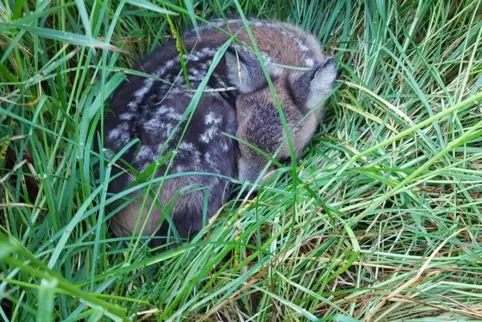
<box><xmin>290</xmin><ymin>58</ymin><xmax>338</xmax><ymax>110</ymax></box>
<box><xmin>225</xmin><ymin>45</ymin><xmax>281</xmax><ymax>93</ymax></box>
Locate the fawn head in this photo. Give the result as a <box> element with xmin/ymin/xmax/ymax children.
<box><xmin>225</xmin><ymin>45</ymin><xmax>338</xmax><ymax>186</ymax></box>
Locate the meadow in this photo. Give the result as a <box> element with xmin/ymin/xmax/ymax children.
<box><xmin>1</xmin><ymin>0</ymin><xmax>482</xmax><ymax>321</ymax></box>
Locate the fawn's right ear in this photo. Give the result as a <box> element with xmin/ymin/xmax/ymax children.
<box><xmin>225</xmin><ymin>45</ymin><xmax>282</xmax><ymax>93</ymax></box>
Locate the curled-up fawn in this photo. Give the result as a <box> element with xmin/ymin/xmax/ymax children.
<box><xmin>99</xmin><ymin>17</ymin><xmax>338</xmax><ymax>250</ymax></box>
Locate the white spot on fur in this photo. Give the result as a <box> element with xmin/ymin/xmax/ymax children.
<box><xmin>189</xmin><ymin>68</ymin><xmax>199</xmax><ymax>76</ymax></box>
<box><xmin>189</xmin><ymin>75</ymin><xmax>205</xmax><ymax>82</ymax></box>
<box><xmin>305</xmin><ymin>58</ymin><xmax>314</xmax><ymax>67</ymax></box>
<box><xmin>165</xmin><ymin>59</ymin><xmax>175</xmax><ymax>68</ymax></box>
<box><xmin>156</xmin><ymin>106</ymin><xmax>174</xmax><ymax>116</ymax></box>
<box><xmin>180</xmin><ymin>142</ymin><xmax>194</xmax><ymax>150</ymax></box>
<box><xmin>190</xmin><ymin>149</ymin><xmax>201</xmax><ymax>164</ymax></box>
<box><xmin>159</xmin><ymin>84</ymin><xmax>170</xmax><ymax>92</ymax></box>
<box><xmin>144</xmin><ymin>119</ymin><xmax>175</xmax><ymax>135</ymax></box>
<box><xmin>205</xmin><ymin>111</ymin><xmax>222</xmax><ymax>125</ymax></box>
<box><xmin>221</xmin><ymin>142</ymin><xmax>229</xmax><ymax>152</ymax></box>
<box><xmin>107</xmin><ymin>128</ymin><xmax>121</xmax><ymax>140</ymax></box>
<box><xmin>153</xmin><ymin>143</ymin><xmax>163</xmax><ymax>155</ymax></box>
<box><xmin>120</xmin><ymin>113</ymin><xmax>134</xmax><ymax>120</ymax></box>
<box><xmin>186</xmin><ymin>52</ymin><xmax>201</xmax><ymax>62</ymax></box>
<box><xmin>136</xmin><ymin>145</ymin><xmax>155</xmax><ymax>161</ymax></box>
<box><xmin>298</xmin><ymin>43</ymin><xmax>309</xmax><ymax>52</ymax></box>
<box><xmin>126</xmin><ymin>78</ymin><xmax>156</xmax><ymax>111</ymax></box>
<box><xmin>143</xmin><ymin>118</ymin><xmax>162</xmax><ymax>131</ymax></box>
<box><xmin>200</xmin><ymin>126</ymin><xmax>218</xmax><ymax>143</ymax></box>
<box><xmin>163</xmin><ymin>123</ymin><xmax>173</xmax><ymax>137</ymax></box>
<box><xmin>118</xmin><ymin>132</ymin><xmax>131</xmax><ymax>144</ymax></box>
<box><xmin>166</xmin><ymin>111</ymin><xmax>182</xmax><ymax>121</ymax></box>
<box><xmin>205</xmin><ymin>152</ymin><xmax>218</xmax><ymax>170</ymax></box>
<box><xmin>176</xmin><ymin>165</ymin><xmax>185</xmax><ymax>172</ymax></box>
<box><xmin>185</xmin><ymin>47</ymin><xmax>216</xmax><ymax>63</ymax></box>
<box><xmin>202</xmin><ymin>47</ymin><xmax>216</xmax><ymax>55</ymax></box>
<box><xmin>107</xmin><ymin>123</ymin><xmax>129</xmax><ymax>141</ymax></box>
<box><xmin>181</xmin><ymin>145</ymin><xmax>201</xmax><ymax>165</ymax></box>
<box><xmin>135</xmin><ymin>79</ymin><xmax>154</xmax><ymax>98</ymax></box>
<box><xmin>157</xmin><ymin>58</ymin><xmax>177</xmax><ymax>77</ymax></box>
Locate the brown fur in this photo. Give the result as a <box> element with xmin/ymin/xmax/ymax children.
<box><xmin>100</xmin><ymin>17</ymin><xmax>337</xmax><ymax>250</ymax></box>
<box><xmin>220</xmin><ymin>21</ymin><xmax>338</xmax><ymax>184</ymax></box>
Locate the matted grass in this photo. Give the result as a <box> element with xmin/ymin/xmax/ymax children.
<box><xmin>1</xmin><ymin>0</ymin><xmax>482</xmax><ymax>321</ymax></box>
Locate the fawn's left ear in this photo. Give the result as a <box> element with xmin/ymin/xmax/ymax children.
<box><xmin>290</xmin><ymin>58</ymin><xmax>338</xmax><ymax>109</ymax></box>
<box><xmin>225</xmin><ymin>45</ymin><xmax>282</xmax><ymax>93</ymax></box>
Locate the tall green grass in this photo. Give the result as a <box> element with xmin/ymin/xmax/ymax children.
<box><xmin>1</xmin><ymin>0</ymin><xmax>482</xmax><ymax>321</ymax></box>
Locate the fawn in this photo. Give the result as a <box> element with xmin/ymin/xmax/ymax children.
<box><xmin>100</xmin><ymin>17</ymin><xmax>337</xmax><ymax>250</ymax></box>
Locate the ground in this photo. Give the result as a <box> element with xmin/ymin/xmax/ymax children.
<box><xmin>1</xmin><ymin>0</ymin><xmax>482</xmax><ymax>321</ymax></box>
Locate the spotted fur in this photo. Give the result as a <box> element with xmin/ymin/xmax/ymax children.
<box><xmin>104</xmin><ymin>91</ymin><xmax>238</xmax><ymax>250</ymax></box>
<box><xmin>100</xmin><ymin>17</ymin><xmax>337</xmax><ymax>250</ymax></box>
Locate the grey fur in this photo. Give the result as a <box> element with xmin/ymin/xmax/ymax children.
<box><xmin>99</xmin><ymin>17</ymin><xmax>337</xmax><ymax>250</ymax></box>
<box><xmin>105</xmin><ymin>92</ymin><xmax>238</xmax><ymax>250</ymax></box>
<box><xmin>227</xmin><ymin>50</ymin><xmax>338</xmax><ymax>185</ymax></box>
